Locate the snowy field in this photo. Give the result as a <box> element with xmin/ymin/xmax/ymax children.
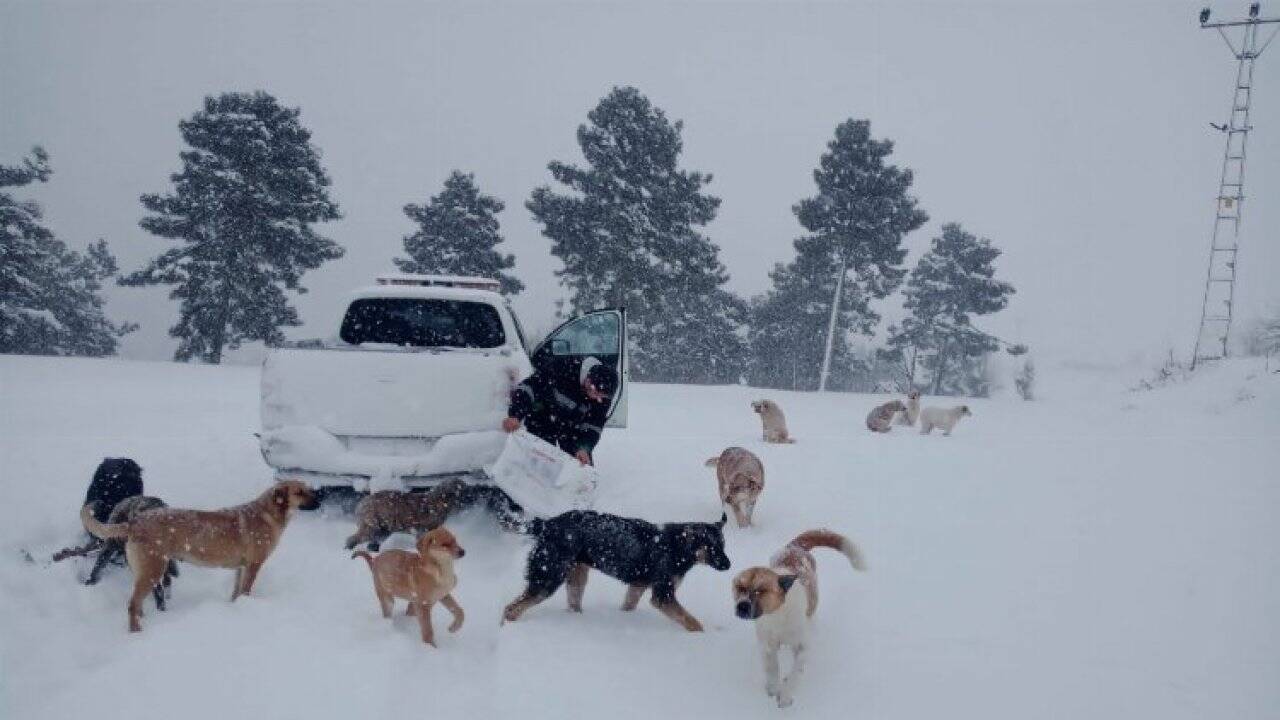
<box><xmin>1</xmin><ymin>354</ymin><xmax>1278</xmax><ymax>720</ymax></box>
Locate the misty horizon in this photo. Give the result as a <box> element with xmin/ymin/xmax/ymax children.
<box><xmin>3</xmin><ymin>0</ymin><xmax>1277</xmax><ymax>369</ymax></box>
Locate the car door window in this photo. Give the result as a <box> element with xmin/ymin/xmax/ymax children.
<box><xmin>546</xmin><ymin>312</ymin><xmax>619</xmax><ymax>356</ymax></box>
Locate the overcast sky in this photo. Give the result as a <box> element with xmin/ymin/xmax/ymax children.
<box><xmin>2</xmin><ymin>0</ymin><xmax>1277</xmax><ymax>367</ymax></box>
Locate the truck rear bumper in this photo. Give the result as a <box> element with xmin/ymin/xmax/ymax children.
<box><xmin>259</xmin><ymin>425</ymin><xmax>505</xmax><ymax>490</ymax></box>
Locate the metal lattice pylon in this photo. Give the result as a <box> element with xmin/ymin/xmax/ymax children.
<box><xmin>1192</xmin><ymin>6</ymin><xmax>1280</xmax><ymax>368</ymax></box>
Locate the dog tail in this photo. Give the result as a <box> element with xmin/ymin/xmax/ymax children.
<box><xmin>704</xmin><ymin>456</ymin><xmax>720</xmax><ymax>468</ymax></box>
<box><xmin>351</xmin><ymin>550</ymin><xmax>375</xmax><ymax>568</ymax></box>
<box><xmin>790</xmin><ymin>529</ymin><xmax>866</xmax><ymax>571</ymax></box>
<box><xmin>80</xmin><ymin>503</ymin><xmax>129</xmax><ymax>540</ymax></box>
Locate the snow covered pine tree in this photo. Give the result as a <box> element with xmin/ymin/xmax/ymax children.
<box><xmin>394</xmin><ymin>170</ymin><xmax>523</xmax><ymax>295</ymax></box>
<box><xmin>884</xmin><ymin>223</ymin><xmax>1015</xmax><ymax>396</ymax></box>
<box><xmin>750</xmin><ymin>119</ymin><xmax>927</xmax><ymax>391</ymax></box>
<box><xmin>120</xmin><ymin>91</ymin><xmax>342</xmax><ymax>363</ymax></box>
<box><xmin>527</xmin><ymin>86</ymin><xmax>748</xmax><ymax>384</ymax></box>
<box><xmin>0</xmin><ymin>146</ymin><xmax>134</xmax><ymax>356</ymax></box>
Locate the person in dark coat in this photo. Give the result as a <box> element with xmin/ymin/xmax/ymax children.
<box><xmin>503</xmin><ymin>358</ymin><xmax>619</xmax><ymax>465</ymax></box>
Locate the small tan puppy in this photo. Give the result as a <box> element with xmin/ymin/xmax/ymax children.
<box><xmin>732</xmin><ymin>530</ymin><xmax>866</xmax><ymax>708</ymax></box>
<box><xmin>865</xmin><ymin>399</ymin><xmax>906</xmax><ymax>433</ymax></box>
<box><xmin>81</xmin><ymin>480</ymin><xmax>318</xmax><ymax>632</ymax></box>
<box><xmin>704</xmin><ymin>447</ymin><xmax>765</xmax><ymax>528</ymax></box>
<box><xmin>919</xmin><ymin>405</ymin><xmax>972</xmax><ymax>436</ymax></box>
<box><xmin>751</xmin><ymin>399</ymin><xmax>796</xmax><ymax>444</ymax></box>
<box><xmin>352</xmin><ymin>527</ymin><xmax>466</xmax><ymax>646</ymax></box>
<box><xmin>894</xmin><ymin>390</ymin><xmax>921</xmax><ymax>426</ymax></box>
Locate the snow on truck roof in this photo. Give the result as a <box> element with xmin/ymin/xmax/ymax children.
<box><xmin>375</xmin><ymin>273</ymin><xmax>502</xmax><ymax>291</ymax></box>
<box><xmin>348</xmin><ymin>275</ymin><xmax>507</xmax><ymax>304</ymax></box>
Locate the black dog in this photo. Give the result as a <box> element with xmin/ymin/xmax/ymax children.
<box><xmin>502</xmin><ymin>510</ymin><xmax>730</xmax><ymax>631</ymax></box>
<box><xmin>85</xmin><ymin>458</ymin><xmax>144</xmax><ymax>524</ymax></box>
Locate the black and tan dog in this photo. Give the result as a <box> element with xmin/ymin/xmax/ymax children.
<box><xmin>502</xmin><ymin>510</ymin><xmax>731</xmax><ymax>631</ymax></box>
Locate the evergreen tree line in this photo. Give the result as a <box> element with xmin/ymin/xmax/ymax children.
<box><xmin>2</xmin><ymin>87</ymin><xmax>1019</xmax><ymax>395</ymax></box>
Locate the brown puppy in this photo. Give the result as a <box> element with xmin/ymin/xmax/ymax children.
<box><xmin>81</xmin><ymin>480</ymin><xmax>318</xmax><ymax>632</ymax></box>
<box><xmin>732</xmin><ymin>530</ymin><xmax>866</xmax><ymax>707</ymax></box>
<box><xmin>345</xmin><ymin>479</ymin><xmax>472</xmax><ymax>551</ymax></box>
<box><xmin>751</xmin><ymin>399</ymin><xmax>796</xmax><ymax>444</ymax></box>
<box><xmin>704</xmin><ymin>447</ymin><xmax>765</xmax><ymax>528</ymax></box>
<box><xmin>865</xmin><ymin>400</ymin><xmax>907</xmax><ymax>433</ymax></box>
<box><xmin>352</xmin><ymin>527</ymin><xmax>465</xmax><ymax>646</ymax></box>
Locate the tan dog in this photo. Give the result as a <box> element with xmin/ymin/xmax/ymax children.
<box><xmin>865</xmin><ymin>400</ymin><xmax>906</xmax><ymax>433</ymax></box>
<box><xmin>894</xmin><ymin>390</ymin><xmax>921</xmax><ymax>426</ymax></box>
<box><xmin>352</xmin><ymin>527</ymin><xmax>465</xmax><ymax>646</ymax></box>
<box><xmin>919</xmin><ymin>405</ymin><xmax>972</xmax><ymax>436</ymax></box>
<box><xmin>80</xmin><ymin>480</ymin><xmax>318</xmax><ymax>632</ymax></box>
<box><xmin>732</xmin><ymin>530</ymin><xmax>866</xmax><ymax>708</ymax></box>
<box><xmin>751</xmin><ymin>399</ymin><xmax>796</xmax><ymax>444</ymax></box>
<box><xmin>704</xmin><ymin>447</ymin><xmax>765</xmax><ymax>528</ymax></box>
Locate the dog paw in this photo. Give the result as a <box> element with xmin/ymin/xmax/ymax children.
<box><xmin>765</xmin><ymin>682</ymin><xmax>781</xmax><ymax>698</ymax></box>
<box><xmin>776</xmin><ymin>694</ymin><xmax>793</xmax><ymax>708</ymax></box>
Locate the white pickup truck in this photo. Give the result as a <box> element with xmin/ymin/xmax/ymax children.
<box><xmin>258</xmin><ymin>274</ymin><xmax>628</xmax><ymax>491</ymax></box>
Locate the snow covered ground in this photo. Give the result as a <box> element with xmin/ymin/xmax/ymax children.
<box><xmin>1</xmin><ymin>354</ymin><xmax>1277</xmax><ymax>719</ymax></box>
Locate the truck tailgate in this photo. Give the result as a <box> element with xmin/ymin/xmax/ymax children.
<box><xmin>261</xmin><ymin>346</ymin><xmax>524</xmax><ymax>438</ymax></box>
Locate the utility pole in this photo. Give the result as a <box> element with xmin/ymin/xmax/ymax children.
<box><xmin>1191</xmin><ymin>3</ymin><xmax>1279</xmax><ymax>369</ymax></box>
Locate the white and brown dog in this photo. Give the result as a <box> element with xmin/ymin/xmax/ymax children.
<box><xmin>894</xmin><ymin>389</ymin><xmax>921</xmax><ymax>426</ymax></box>
<box><xmin>919</xmin><ymin>404</ymin><xmax>972</xmax><ymax>436</ymax></box>
<box><xmin>751</xmin><ymin>399</ymin><xmax>796</xmax><ymax>444</ymax></box>
<box><xmin>732</xmin><ymin>530</ymin><xmax>866</xmax><ymax>707</ymax></box>
<box><xmin>704</xmin><ymin>447</ymin><xmax>765</xmax><ymax>528</ymax></box>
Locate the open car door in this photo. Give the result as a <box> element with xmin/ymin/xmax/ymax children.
<box><xmin>530</xmin><ymin>308</ymin><xmax>628</xmax><ymax>428</ymax></box>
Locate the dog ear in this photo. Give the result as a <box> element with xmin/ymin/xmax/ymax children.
<box><xmin>716</xmin><ymin>512</ymin><xmax>727</xmax><ymax>529</ymax></box>
<box><xmin>272</xmin><ymin>485</ymin><xmax>290</xmax><ymax>507</ymax></box>
<box><xmin>777</xmin><ymin>575</ymin><xmax>798</xmax><ymax>595</ymax></box>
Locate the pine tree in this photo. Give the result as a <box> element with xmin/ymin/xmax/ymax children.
<box><xmin>394</xmin><ymin>171</ymin><xmax>523</xmax><ymax>295</ymax></box>
<box><xmin>527</xmin><ymin>86</ymin><xmax>747</xmax><ymax>383</ymax></box>
<box><xmin>749</xmin><ymin>119</ymin><xmax>926</xmax><ymax>390</ymax></box>
<box><xmin>0</xmin><ymin>147</ymin><xmax>134</xmax><ymax>356</ymax></box>
<box><xmin>121</xmin><ymin>91</ymin><xmax>342</xmax><ymax>363</ymax></box>
<box><xmin>885</xmin><ymin>222</ymin><xmax>1015</xmax><ymax>395</ymax></box>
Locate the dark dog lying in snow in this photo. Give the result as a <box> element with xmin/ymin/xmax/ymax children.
<box><xmin>502</xmin><ymin>510</ymin><xmax>731</xmax><ymax>631</ymax></box>
<box><xmin>346</xmin><ymin>479</ymin><xmax>526</xmax><ymax>551</ymax></box>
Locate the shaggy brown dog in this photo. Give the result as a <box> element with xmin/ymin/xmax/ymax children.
<box><xmin>81</xmin><ymin>480</ymin><xmax>318</xmax><ymax>632</ymax></box>
<box><xmin>352</xmin><ymin>527</ymin><xmax>466</xmax><ymax>647</ymax></box>
<box><xmin>345</xmin><ymin>479</ymin><xmax>525</xmax><ymax>551</ymax></box>
<box><xmin>751</xmin><ymin>400</ymin><xmax>796</xmax><ymax>444</ymax></box>
<box><xmin>704</xmin><ymin>447</ymin><xmax>765</xmax><ymax>528</ymax></box>
<box><xmin>866</xmin><ymin>400</ymin><xmax>907</xmax><ymax>433</ymax></box>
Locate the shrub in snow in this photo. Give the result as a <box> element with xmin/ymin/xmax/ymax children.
<box><xmin>1015</xmin><ymin>358</ymin><xmax>1036</xmax><ymax>401</ymax></box>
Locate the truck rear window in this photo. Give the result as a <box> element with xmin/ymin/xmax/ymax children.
<box><xmin>340</xmin><ymin>298</ymin><xmax>506</xmax><ymax>349</ymax></box>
